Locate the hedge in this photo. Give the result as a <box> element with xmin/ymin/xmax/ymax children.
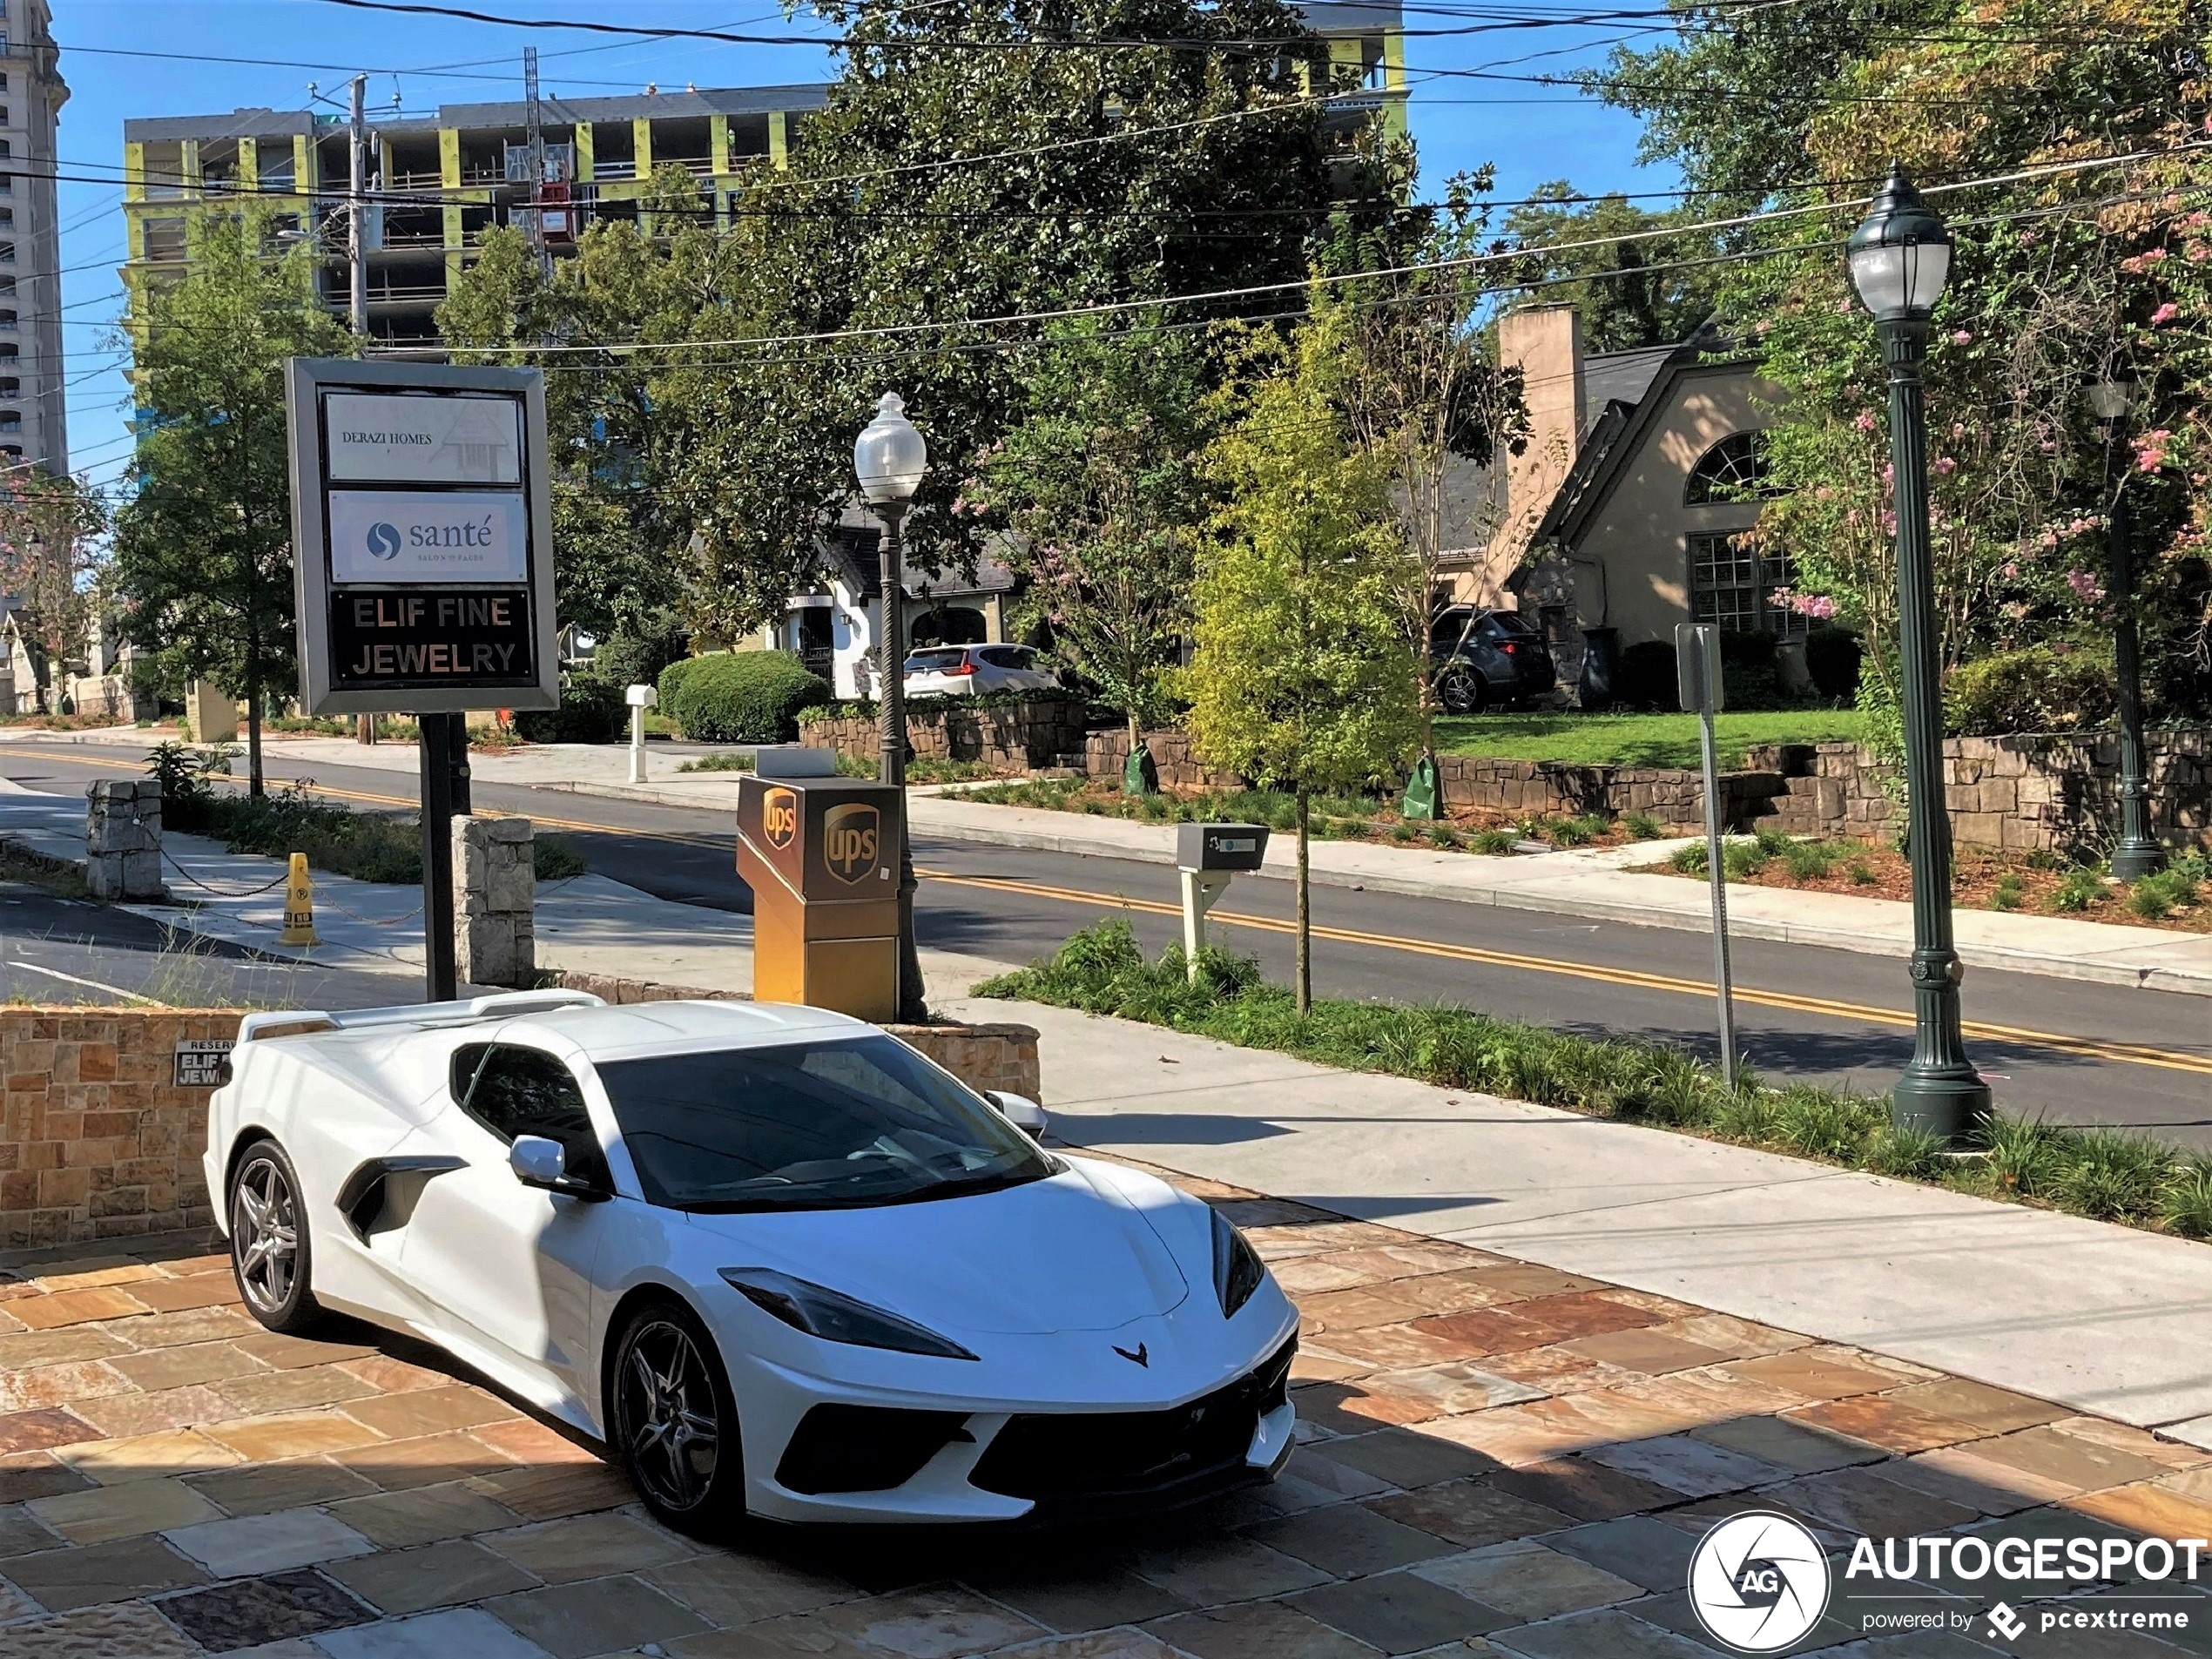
<box><xmin>659</xmin><ymin>651</ymin><xmax>832</xmax><ymax>743</ymax></box>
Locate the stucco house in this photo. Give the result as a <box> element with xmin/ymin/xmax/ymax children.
<box><xmin>1463</xmin><ymin>303</ymin><xmax>1786</xmax><ymax>697</ymax></box>
<box><xmin>757</xmin><ymin>508</ymin><xmax>1016</xmax><ymax>699</ymax></box>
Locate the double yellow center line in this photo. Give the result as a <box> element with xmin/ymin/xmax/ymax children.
<box><xmin>3</xmin><ymin>742</ymin><xmax>2207</xmax><ymax>1077</ymax></box>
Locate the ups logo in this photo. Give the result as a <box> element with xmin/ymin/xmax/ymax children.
<box><xmin>822</xmin><ymin>802</ymin><xmax>881</xmax><ymax>885</ymax></box>
<box><xmin>762</xmin><ymin>787</ymin><xmax>798</xmax><ymax>851</ymax></box>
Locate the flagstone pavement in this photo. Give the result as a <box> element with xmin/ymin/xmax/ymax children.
<box><xmin>0</xmin><ymin>1163</ymin><xmax>2207</xmax><ymax>1658</ymax></box>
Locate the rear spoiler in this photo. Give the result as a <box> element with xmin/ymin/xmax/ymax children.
<box><xmin>237</xmin><ymin>989</ymin><xmax>605</xmax><ymax>1045</ymax></box>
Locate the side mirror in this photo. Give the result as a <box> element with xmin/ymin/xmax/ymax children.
<box><xmin>509</xmin><ymin>1135</ymin><xmax>567</xmax><ymax>1190</ymax></box>
<box><xmin>986</xmin><ymin>1090</ymin><xmax>1049</xmax><ymax>1142</ymax></box>
<box><xmin>508</xmin><ymin>1135</ymin><xmax>611</xmax><ymax>1201</ymax></box>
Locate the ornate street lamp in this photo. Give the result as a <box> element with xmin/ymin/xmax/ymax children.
<box><xmin>2087</xmin><ymin>372</ymin><xmax>2163</xmax><ymax>881</ymax></box>
<box><xmin>1846</xmin><ymin>165</ymin><xmax>1992</xmax><ymax>1143</ymax></box>
<box><xmin>854</xmin><ymin>391</ymin><xmax>929</xmax><ymax>1021</ymax></box>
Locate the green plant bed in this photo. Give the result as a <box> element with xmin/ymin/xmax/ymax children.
<box><xmin>977</xmin><ymin>921</ymin><xmax>2212</xmax><ymax>1239</ymax></box>
<box><xmin>1433</xmin><ymin>710</ymin><xmax>1865</xmax><ymax>770</ymax></box>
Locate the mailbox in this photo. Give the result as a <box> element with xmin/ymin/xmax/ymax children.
<box><xmin>1177</xmin><ymin>822</ymin><xmax>1270</xmax><ymax>873</ymax></box>
<box><xmin>736</xmin><ymin>772</ymin><xmax>904</xmax><ymax>1022</ymax></box>
<box><xmin>1173</xmin><ymin>822</ymin><xmax>1270</xmax><ymax>981</ymax></box>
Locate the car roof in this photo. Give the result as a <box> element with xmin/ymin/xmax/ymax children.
<box><xmin>498</xmin><ymin>998</ymin><xmax>873</xmax><ymax>1062</ymax></box>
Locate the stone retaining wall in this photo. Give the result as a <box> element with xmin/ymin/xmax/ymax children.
<box><xmin>800</xmin><ymin>697</ymin><xmax>1089</xmax><ymax>771</ymax></box>
<box><xmin>1</xmin><ymin>1009</ymin><xmax>235</xmax><ymax>1248</ymax></box>
<box><xmin>3</xmin><ymin>995</ymin><xmax>1043</xmax><ymax>1250</ymax></box>
<box><xmin>1430</xmin><ymin>755</ymin><xmax>1788</xmax><ymax>830</ymax></box>
<box><xmin>1752</xmin><ymin>732</ymin><xmax>2212</xmax><ymax>855</ymax></box>
<box><xmin>1082</xmin><ymin>729</ymin><xmax>1249</xmax><ymax>792</ymax></box>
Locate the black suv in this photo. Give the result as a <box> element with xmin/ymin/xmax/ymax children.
<box><xmin>1428</xmin><ymin>606</ymin><xmax>1556</xmax><ymax>713</ymax></box>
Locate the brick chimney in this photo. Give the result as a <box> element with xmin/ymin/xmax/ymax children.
<box><xmin>1474</xmin><ymin>304</ymin><xmax>1586</xmax><ymax>603</ymax></box>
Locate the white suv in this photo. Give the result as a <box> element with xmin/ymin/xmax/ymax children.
<box><xmin>904</xmin><ymin>644</ymin><xmax>1059</xmax><ymax>697</ymax></box>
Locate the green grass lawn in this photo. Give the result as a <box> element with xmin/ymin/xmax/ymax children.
<box><xmin>1433</xmin><ymin>710</ymin><xmax>1865</xmax><ymax>770</ymax></box>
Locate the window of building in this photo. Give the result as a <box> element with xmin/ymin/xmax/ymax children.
<box><xmin>1685</xmin><ymin>431</ymin><xmax>1779</xmax><ymax>506</ymax></box>
<box><xmin>0</xmin><ymin>415</ymin><xmax>23</xmax><ymax>435</ymax></box>
<box><xmin>0</xmin><ymin>108</ymin><xmax>12</xmax><ymax>126</ymax></box>
<box><xmin>0</xmin><ymin>244</ymin><xmax>16</xmax><ymax>264</ymax></box>
<box><xmin>0</xmin><ymin>211</ymin><xmax>17</xmax><ymax>230</ymax></box>
<box><xmin>1689</xmin><ymin>531</ymin><xmax>1803</xmax><ymax>635</ymax></box>
<box><xmin>0</xmin><ymin>448</ymin><xmax>21</xmax><ymax>462</ymax></box>
<box><xmin>0</xmin><ymin>313</ymin><xmax>19</xmax><ymax>331</ymax></box>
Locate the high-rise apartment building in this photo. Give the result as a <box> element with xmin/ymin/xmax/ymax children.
<box><xmin>1</xmin><ymin>0</ymin><xmax>68</xmax><ymax>474</ymax></box>
<box><xmin>121</xmin><ymin>8</ymin><xmax>1405</xmax><ymax>349</ymax></box>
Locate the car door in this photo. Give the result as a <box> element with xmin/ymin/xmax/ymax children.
<box><xmin>396</xmin><ymin>1041</ymin><xmax>615</xmax><ymax>1407</ymax></box>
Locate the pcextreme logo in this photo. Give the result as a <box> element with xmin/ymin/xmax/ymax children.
<box><xmin>822</xmin><ymin>802</ymin><xmax>881</xmax><ymax>885</ymax></box>
<box><xmin>1688</xmin><ymin>1513</ymin><xmax>1831</xmax><ymax>1653</ymax></box>
<box><xmin>761</xmin><ymin>787</ymin><xmax>798</xmax><ymax>852</ymax></box>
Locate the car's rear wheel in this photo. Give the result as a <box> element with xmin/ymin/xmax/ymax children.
<box><xmin>229</xmin><ymin>1138</ymin><xmax>323</xmax><ymax>1334</ymax></box>
<box><xmin>611</xmin><ymin>1299</ymin><xmax>744</xmax><ymax>1537</ymax></box>
<box><xmin>1438</xmin><ymin>664</ymin><xmax>1487</xmax><ymax>715</ymax></box>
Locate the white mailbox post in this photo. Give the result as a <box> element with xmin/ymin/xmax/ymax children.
<box><xmin>1174</xmin><ymin>823</ymin><xmax>1271</xmax><ymax>983</ymax></box>
<box><xmin>627</xmin><ymin>683</ymin><xmax>658</xmax><ymax>784</ymax></box>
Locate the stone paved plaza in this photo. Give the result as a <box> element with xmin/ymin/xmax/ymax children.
<box><xmin>0</xmin><ymin>1163</ymin><xmax>2206</xmax><ymax>1658</ymax></box>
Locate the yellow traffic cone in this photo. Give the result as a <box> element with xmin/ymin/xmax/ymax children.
<box><xmin>278</xmin><ymin>853</ymin><xmax>320</xmax><ymax>947</ymax></box>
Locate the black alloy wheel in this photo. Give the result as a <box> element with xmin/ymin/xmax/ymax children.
<box><xmin>1438</xmin><ymin>664</ymin><xmax>1487</xmax><ymax>715</ymax></box>
<box><xmin>611</xmin><ymin>1300</ymin><xmax>743</xmax><ymax>1535</ymax></box>
<box><xmin>229</xmin><ymin>1138</ymin><xmax>323</xmax><ymax>1334</ymax></box>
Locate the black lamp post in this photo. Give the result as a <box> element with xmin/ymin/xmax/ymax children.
<box><xmin>854</xmin><ymin>392</ymin><xmax>929</xmax><ymax>1022</ymax></box>
<box><xmin>1847</xmin><ymin>165</ymin><xmax>1993</xmax><ymax>1143</ymax></box>
<box><xmin>2087</xmin><ymin>373</ymin><xmax>2163</xmax><ymax>881</ymax></box>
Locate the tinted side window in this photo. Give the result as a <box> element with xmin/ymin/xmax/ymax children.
<box><xmin>452</xmin><ymin>1043</ymin><xmax>610</xmax><ymax>1189</ymax></box>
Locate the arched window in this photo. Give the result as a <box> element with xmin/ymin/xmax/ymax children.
<box><xmin>1685</xmin><ymin>431</ymin><xmax>1778</xmax><ymax>506</ymax></box>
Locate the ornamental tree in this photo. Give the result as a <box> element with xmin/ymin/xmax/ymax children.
<box><xmin>1184</xmin><ymin>309</ymin><xmax>1417</xmax><ymax>1012</ymax></box>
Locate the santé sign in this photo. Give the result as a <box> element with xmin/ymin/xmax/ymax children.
<box><xmin>286</xmin><ymin>360</ymin><xmax>558</xmax><ymax>715</ymax></box>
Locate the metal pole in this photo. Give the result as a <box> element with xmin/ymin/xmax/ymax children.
<box><xmin>874</xmin><ymin>505</ymin><xmax>927</xmax><ymax>1020</ymax></box>
<box><xmin>1697</xmin><ymin>705</ymin><xmax>1737</xmax><ymax>1092</ymax></box>
<box><xmin>419</xmin><ymin>713</ymin><xmax>458</xmax><ymax>1001</ymax></box>
<box><xmin>347</xmin><ymin>75</ymin><xmax>368</xmax><ymax>339</ymax></box>
<box><xmin>522</xmin><ymin>46</ymin><xmax>551</xmax><ymax>278</ymax></box>
<box><xmin>2106</xmin><ymin>435</ymin><xmax>2161</xmax><ymax>880</ymax></box>
<box><xmin>1880</xmin><ymin>317</ymin><xmax>1992</xmax><ymax>1142</ymax></box>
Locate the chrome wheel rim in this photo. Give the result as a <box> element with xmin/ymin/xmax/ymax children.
<box><xmin>621</xmin><ymin>1321</ymin><xmax>720</xmax><ymax>1512</ymax></box>
<box><xmin>1440</xmin><ymin>669</ymin><xmax>1480</xmax><ymax>714</ymax></box>
<box><xmin>232</xmin><ymin>1156</ymin><xmax>299</xmax><ymax>1315</ymax></box>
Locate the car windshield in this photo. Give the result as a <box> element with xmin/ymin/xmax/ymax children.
<box><xmin>905</xmin><ymin>649</ymin><xmax>967</xmax><ymax>672</ymax></box>
<box><xmin>597</xmin><ymin>1035</ymin><xmax>1052</xmax><ymax>1213</ymax></box>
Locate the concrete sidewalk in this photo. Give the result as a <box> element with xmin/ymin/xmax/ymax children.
<box><xmin>0</xmin><ymin>787</ymin><xmax>1015</xmax><ymax>1007</ymax></box>
<box><xmin>18</xmin><ymin>726</ymin><xmax>2212</xmax><ymax>998</ymax></box>
<box><xmin>951</xmin><ymin>995</ymin><xmax>2212</xmax><ymax>1445</ymax></box>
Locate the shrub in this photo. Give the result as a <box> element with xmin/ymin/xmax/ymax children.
<box><xmin>1427</xmin><ymin>825</ymin><xmax>1460</xmax><ymax>850</ymax></box>
<box><xmin>1979</xmin><ymin>1116</ymin><xmax>2067</xmax><ymax>1199</ymax></box>
<box><xmin>512</xmin><ymin>673</ymin><xmax>624</xmax><ymax>744</ymax></box>
<box><xmin>1868</xmin><ymin>1124</ymin><xmax>1952</xmax><ymax>1181</ymax></box>
<box><xmin>533</xmin><ymin>835</ymin><xmax>588</xmax><ymax>881</ymax></box>
<box><xmin>1848</xmin><ymin>860</ymin><xmax>1877</xmax><ymax>885</ymax></box>
<box><xmin>1779</xmin><ymin>840</ymin><xmax>1842</xmax><ymax>881</ymax></box>
<box><xmin>1669</xmin><ymin>842</ymin><xmax>1709</xmax><ymax>875</ymax></box>
<box><xmin>590</xmin><ymin>616</ymin><xmax>690</xmax><ymax>695</ymax></box>
<box><xmin>1723</xmin><ymin>840</ymin><xmax>1769</xmax><ymax>880</ymax></box>
<box><xmin>1470</xmin><ymin>828</ymin><xmax>1516</xmax><ymax>855</ymax></box>
<box><xmin>2053</xmin><ymin>867</ymin><xmax>2104</xmax><ymax>912</ymax></box>
<box><xmin>1624</xmin><ymin>810</ymin><xmax>1664</xmax><ymax>840</ymax></box>
<box><xmin>2052</xmin><ymin>1132</ymin><xmax>2170</xmax><ymax>1222</ymax></box>
<box><xmin>1615</xmin><ymin>639</ymin><xmax>1679</xmax><ymax>710</ymax></box>
<box><xmin>2161</xmin><ymin>1158</ymin><xmax>2212</xmax><ymax>1238</ymax></box>
<box><xmin>1991</xmin><ymin>873</ymin><xmax>2024</xmax><ymax>911</ymax></box>
<box><xmin>662</xmin><ymin>651</ymin><xmax>831</xmax><ymax>743</ymax></box>
<box><xmin>1719</xmin><ymin>630</ymin><xmax>1784</xmax><ymax>709</ymax></box>
<box><xmin>1944</xmin><ymin>642</ymin><xmax>2116</xmax><ymax>736</ymax></box>
<box><xmin>1804</xmin><ymin>624</ymin><xmax>1864</xmax><ymax>702</ymax></box>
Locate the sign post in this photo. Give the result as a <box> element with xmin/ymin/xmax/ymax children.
<box><xmin>1675</xmin><ymin>624</ymin><xmax>1737</xmax><ymax>1090</ymax></box>
<box><xmin>286</xmin><ymin>360</ymin><xmax>558</xmax><ymax>1003</ymax></box>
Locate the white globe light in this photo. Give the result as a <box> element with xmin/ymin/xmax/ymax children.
<box><xmin>854</xmin><ymin>392</ymin><xmax>928</xmax><ymax>506</ymax></box>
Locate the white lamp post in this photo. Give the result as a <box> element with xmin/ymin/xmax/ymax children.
<box><xmin>854</xmin><ymin>393</ymin><xmax>928</xmax><ymax>1020</ymax></box>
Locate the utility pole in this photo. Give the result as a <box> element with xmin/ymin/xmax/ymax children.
<box><xmin>347</xmin><ymin>75</ymin><xmax>368</xmax><ymax>337</ymax></box>
<box><xmin>523</xmin><ymin>47</ymin><xmax>550</xmax><ymax>278</ymax></box>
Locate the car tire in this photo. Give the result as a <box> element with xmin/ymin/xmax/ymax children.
<box><xmin>610</xmin><ymin>1298</ymin><xmax>745</xmax><ymax>1538</ymax></box>
<box><xmin>1438</xmin><ymin>666</ymin><xmax>1487</xmax><ymax>715</ymax></box>
<box><xmin>228</xmin><ymin>1137</ymin><xmax>325</xmax><ymax>1335</ymax></box>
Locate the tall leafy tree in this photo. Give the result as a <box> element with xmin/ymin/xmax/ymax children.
<box><xmin>0</xmin><ymin>469</ymin><xmax>108</xmax><ymax>711</ymax></box>
<box><xmin>1497</xmin><ymin>185</ymin><xmax>1721</xmax><ymax>352</ymax></box>
<box><xmin>112</xmin><ymin>208</ymin><xmax>354</xmax><ymax>792</ymax></box>
<box><xmin>1185</xmin><ymin>309</ymin><xmax>1417</xmax><ymax>1011</ymax></box>
<box><xmin>967</xmin><ymin>314</ymin><xmax>1209</xmax><ymax>762</ymax></box>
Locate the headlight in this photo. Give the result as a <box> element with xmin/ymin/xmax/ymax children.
<box><xmin>718</xmin><ymin>1268</ymin><xmax>977</xmax><ymax>1360</ymax></box>
<box><xmin>1211</xmin><ymin>1209</ymin><xmax>1265</xmax><ymax>1318</ymax></box>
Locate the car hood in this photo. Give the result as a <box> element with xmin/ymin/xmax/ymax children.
<box><xmin>677</xmin><ymin>1163</ymin><xmax>1191</xmax><ymax>1334</ymax></box>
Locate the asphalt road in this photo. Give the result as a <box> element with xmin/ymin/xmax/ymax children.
<box><xmin>4</xmin><ymin>739</ymin><xmax>2209</xmax><ymax>1147</ymax></box>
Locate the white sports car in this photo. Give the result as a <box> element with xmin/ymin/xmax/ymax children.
<box><xmin>204</xmin><ymin>991</ymin><xmax>1298</xmax><ymax>1532</ymax></box>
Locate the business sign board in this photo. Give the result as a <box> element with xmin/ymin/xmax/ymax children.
<box><xmin>287</xmin><ymin>359</ymin><xmax>557</xmax><ymax>715</ymax></box>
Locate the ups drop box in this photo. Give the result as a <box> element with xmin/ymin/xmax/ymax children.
<box><xmin>736</xmin><ymin>773</ymin><xmax>904</xmax><ymax>1022</ymax></box>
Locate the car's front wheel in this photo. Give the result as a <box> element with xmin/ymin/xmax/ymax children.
<box><xmin>1438</xmin><ymin>664</ymin><xmax>1487</xmax><ymax>715</ymax></box>
<box><xmin>229</xmin><ymin>1138</ymin><xmax>323</xmax><ymax>1334</ymax></box>
<box><xmin>610</xmin><ymin>1299</ymin><xmax>744</xmax><ymax>1537</ymax></box>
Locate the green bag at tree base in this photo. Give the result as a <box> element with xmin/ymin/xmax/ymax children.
<box><xmin>1401</xmin><ymin>753</ymin><xmax>1440</xmax><ymax>821</ymax></box>
<box><xmin>1123</xmin><ymin>745</ymin><xmax>1160</xmax><ymax>797</ymax></box>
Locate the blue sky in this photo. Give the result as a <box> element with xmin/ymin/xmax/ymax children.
<box><xmin>56</xmin><ymin>0</ymin><xmax>1669</xmax><ymax>496</ymax></box>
